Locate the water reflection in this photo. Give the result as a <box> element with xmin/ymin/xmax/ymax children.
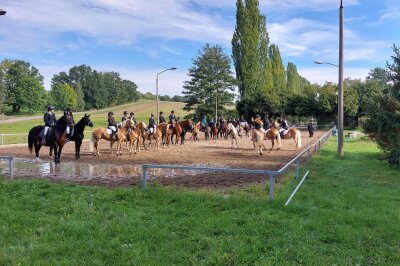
<box><xmin>0</xmin><ymin>158</ymin><xmax>228</xmax><ymax>184</ymax></box>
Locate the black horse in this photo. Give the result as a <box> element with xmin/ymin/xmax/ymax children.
<box><xmin>70</xmin><ymin>114</ymin><xmax>93</xmax><ymax>159</ymax></box>
<box><xmin>28</xmin><ymin>114</ymin><xmax>73</xmax><ymax>163</ymax></box>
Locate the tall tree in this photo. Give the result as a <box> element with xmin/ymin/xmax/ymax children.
<box><xmin>183</xmin><ymin>44</ymin><xmax>236</xmax><ymax>121</ymax></box>
<box><xmin>286</xmin><ymin>62</ymin><xmax>301</xmax><ymax>94</ymax></box>
<box><xmin>269</xmin><ymin>44</ymin><xmax>286</xmax><ymax>97</ymax></box>
<box><xmin>232</xmin><ymin>0</ymin><xmax>269</xmax><ymax>98</ymax></box>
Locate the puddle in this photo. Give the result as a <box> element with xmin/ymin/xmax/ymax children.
<box><xmin>0</xmin><ymin>158</ymin><xmax>229</xmax><ymax>185</ymax></box>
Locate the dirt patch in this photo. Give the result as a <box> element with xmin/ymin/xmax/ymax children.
<box><xmin>0</xmin><ymin>130</ymin><xmax>327</xmax><ymax>189</ymax></box>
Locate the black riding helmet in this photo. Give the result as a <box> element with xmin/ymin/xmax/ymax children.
<box><xmin>159</xmin><ymin>111</ymin><xmax>163</xmax><ymax>114</ymax></box>
<box><xmin>123</xmin><ymin>111</ymin><xmax>128</xmax><ymax>115</ymax></box>
<box><xmin>130</xmin><ymin>112</ymin><xmax>134</xmax><ymax>116</ymax></box>
<box><xmin>108</xmin><ymin>111</ymin><xmax>114</xmax><ymax>116</ymax></box>
<box><xmin>48</xmin><ymin>105</ymin><xmax>55</xmax><ymax>111</ymax></box>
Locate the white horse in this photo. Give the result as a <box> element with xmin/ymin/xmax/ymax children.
<box><xmin>227</xmin><ymin>123</ymin><xmax>238</xmax><ymax>149</ymax></box>
<box><xmin>251</xmin><ymin>129</ymin><xmax>266</xmax><ymax>155</ymax></box>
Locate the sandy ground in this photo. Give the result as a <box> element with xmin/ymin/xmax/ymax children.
<box><xmin>0</xmin><ymin>130</ymin><xmax>326</xmax><ymax>189</ymax></box>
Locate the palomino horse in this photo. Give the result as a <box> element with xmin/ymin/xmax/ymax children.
<box><xmin>264</xmin><ymin>128</ymin><xmax>281</xmax><ymax>151</ymax></box>
<box><xmin>28</xmin><ymin>114</ymin><xmax>74</xmax><ymax>163</ymax></box>
<box><xmin>270</xmin><ymin>120</ymin><xmax>302</xmax><ymax>148</ymax></box>
<box><xmin>126</xmin><ymin>121</ymin><xmax>146</xmax><ymax>154</ymax></box>
<box><xmin>189</xmin><ymin>121</ymin><xmax>201</xmax><ymax>141</ymax></box>
<box><xmin>238</xmin><ymin>122</ymin><xmax>250</xmax><ymax>137</ymax></box>
<box><xmin>166</xmin><ymin>119</ymin><xmax>193</xmax><ymax>145</ymax></box>
<box><xmin>142</xmin><ymin>122</ymin><xmax>167</xmax><ymax>151</ymax></box>
<box><xmin>226</xmin><ymin>123</ymin><xmax>239</xmax><ymax>149</ymax></box>
<box><xmin>69</xmin><ymin>114</ymin><xmax>94</xmax><ymax>159</ymax></box>
<box><xmin>251</xmin><ymin>129</ymin><xmax>266</xmax><ymax>155</ymax></box>
<box><xmin>90</xmin><ymin>119</ymin><xmax>134</xmax><ymax>156</ymax></box>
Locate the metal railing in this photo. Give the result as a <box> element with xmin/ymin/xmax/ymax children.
<box><xmin>0</xmin><ymin>156</ymin><xmax>14</xmax><ymax>180</ymax></box>
<box><xmin>142</xmin><ymin>127</ymin><xmax>334</xmax><ymax>200</ymax></box>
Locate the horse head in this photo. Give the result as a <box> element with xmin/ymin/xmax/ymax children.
<box><xmin>83</xmin><ymin>114</ymin><xmax>94</xmax><ymax>127</ymax></box>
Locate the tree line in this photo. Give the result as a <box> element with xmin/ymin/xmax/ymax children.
<box><xmin>0</xmin><ymin>61</ymin><xmax>183</xmax><ymax>113</ymax></box>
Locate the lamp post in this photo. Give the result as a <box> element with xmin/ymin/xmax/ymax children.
<box><xmin>313</xmin><ymin>1</ymin><xmax>344</xmax><ymax>158</ymax></box>
<box><xmin>156</xmin><ymin>67</ymin><xmax>177</xmax><ymax>124</ymax></box>
<box><xmin>0</xmin><ymin>9</ymin><xmax>6</xmax><ymax>15</ymax></box>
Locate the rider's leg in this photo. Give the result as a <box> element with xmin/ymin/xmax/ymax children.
<box><xmin>42</xmin><ymin>126</ymin><xmax>49</xmax><ymax>144</ymax></box>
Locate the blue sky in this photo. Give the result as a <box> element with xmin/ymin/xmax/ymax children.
<box><xmin>0</xmin><ymin>0</ymin><xmax>399</xmax><ymax>96</ymax></box>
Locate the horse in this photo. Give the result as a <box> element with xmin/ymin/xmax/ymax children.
<box><xmin>251</xmin><ymin>129</ymin><xmax>266</xmax><ymax>155</ymax></box>
<box><xmin>264</xmin><ymin>128</ymin><xmax>281</xmax><ymax>151</ymax></box>
<box><xmin>142</xmin><ymin>122</ymin><xmax>167</xmax><ymax>151</ymax></box>
<box><xmin>270</xmin><ymin>120</ymin><xmax>280</xmax><ymax>129</ymax></box>
<box><xmin>90</xmin><ymin>118</ymin><xmax>134</xmax><ymax>156</ymax></box>
<box><xmin>28</xmin><ymin>114</ymin><xmax>74</xmax><ymax>163</ymax></box>
<box><xmin>205</xmin><ymin>124</ymin><xmax>211</xmax><ymax>140</ymax></box>
<box><xmin>189</xmin><ymin>121</ymin><xmax>201</xmax><ymax>141</ymax></box>
<box><xmin>67</xmin><ymin>114</ymin><xmax>94</xmax><ymax>159</ymax></box>
<box><xmin>126</xmin><ymin>121</ymin><xmax>147</xmax><ymax>154</ymax></box>
<box><xmin>281</xmin><ymin>128</ymin><xmax>302</xmax><ymax>148</ymax></box>
<box><xmin>226</xmin><ymin>123</ymin><xmax>239</xmax><ymax>149</ymax></box>
<box><xmin>238</xmin><ymin>122</ymin><xmax>250</xmax><ymax>137</ymax></box>
<box><xmin>210</xmin><ymin>122</ymin><xmax>219</xmax><ymax>140</ymax></box>
<box><xmin>166</xmin><ymin>119</ymin><xmax>193</xmax><ymax>145</ymax></box>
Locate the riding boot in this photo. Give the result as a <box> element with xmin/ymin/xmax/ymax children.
<box><xmin>111</xmin><ymin>131</ymin><xmax>116</xmax><ymax>140</ymax></box>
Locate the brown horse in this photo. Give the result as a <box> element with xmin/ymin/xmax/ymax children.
<box><xmin>126</xmin><ymin>121</ymin><xmax>147</xmax><ymax>154</ymax></box>
<box><xmin>265</xmin><ymin>128</ymin><xmax>281</xmax><ymax>150</ymax></box>
<box><xmin>90</xmin><ymin>119</ymin><xmax>134</xmax><ymax>156</ymax></box>
<box><xmin>281</xmin><ymin>128</ymin><xmax>302</xmax><ymax>148</ymax></box>
<box><xmin>142</xmin><ymin>122</ymin><xmax>167</xmax><ymax>151</ymax></box>
<box><xmin>166</xmin><ymin>119</ymin><xmax>193</xmax><ymax>145</ymax></box>
<box><xmin>189</xmin><ymin>122</ymin><xmax>201</xmax><ymax>141</ymax></box>
<box><xmin>239</xmin><ymin>123</ymin><xmax>250</xmax><ymax>137</ymax></box>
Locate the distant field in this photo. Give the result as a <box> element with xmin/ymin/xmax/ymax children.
<box><xmin>0</xmin><ymin>100</ymin><xmax>188</xmax><ymax>144</ymax></box>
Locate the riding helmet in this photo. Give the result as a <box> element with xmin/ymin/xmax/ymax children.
<box><xmin>48</xmin><ymin>105</ymin><xmax>55</xmax><ymax>111</ymax></box>
<box><xmin>108</xmin><ymin>111</ymin><xmax>114</xmax><ymax>116</ymax></box>
<box><xmin>159</xmin><ymin>111</ymin><xmax>163</xmax><ymax>114</ymax></box>
<box><xmin>151</xmin><ymin>113</ymin><xmax>154</xmax><ymax>117</ymax></box>
<box><xmin>171</xmin><ymin>110</ymin><xmax>174</xmax><ymax>113</ymax></box>
<box><xmin>130</xmin><ymin>112</ymin><xmax>134</xmax><ymax>116</ymax></box>
<box><xmin>123</xmin><ymin>111</ymin><xmax>128</xmax><ymax>115</ymax></box>
<box><xmin>66</xmin><ymin>107</ymin><xmax>72</xmax><ymax>113</ymax></box>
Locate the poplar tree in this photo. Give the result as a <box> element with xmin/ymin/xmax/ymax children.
<box><xmin>286</xmin><ymin>62</ymin><xmax>301</xmax><ymax>94</ymax></box>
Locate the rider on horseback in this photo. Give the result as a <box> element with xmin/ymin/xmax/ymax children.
<box><xmin>279</xmin><ymin>116</ymin><xmax>289</xmax><ymax>138</ymax></box>
<box><xmin>149</xmin><ymin>113</ymin><xmax>156</xmax><ymax>135</ymax></box>
<box><xmin>108</xmin><ymin>111</ymin><xmax>118</xmax><ymax>140</ymax></box>
<box><xmin>129</xmin><ymin>112</ymin><xmax>137</xmax><ymax>126</ymax></box>
<box><xmin>42</xmin><ymin>105</ymin><xmax>57</xmax><ymax>145</ymax></box>
<box><xmin>202</xmin><ymin>115</ymin><xmax>207</xmax><ymax>131</ymax></box>
<box><xmin>159</xmin><ymin>111</ymin><xmax>166</xmax><ymax>123</ymax></box>
<box><xmin>64</xmin><ymin>107</ymin><xmax>75</xmax><ymax>142</ymax></box>
<box><xmin>263</xmin><ymin>114</ymin><xmax>270</xmax><ymax>130</ymax></box>
<box><xmin>121</xmin><ymin>111</ymin><xmax>129</xmax><ymax>122</ymax></box>
<box><xmin>169</xmin><ymin>110</ymin><xmax>176</xmax><ymax>128</ymax></box>
<box><xmin>253</xmin><ymin>114</ymin><xmax>264</xmax><ymax>130</ymax></box>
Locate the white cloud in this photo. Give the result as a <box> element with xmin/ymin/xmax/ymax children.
<box><xmin>298</xmin><ymin>67</ymin><xmax>370</xmax><ymax>84</ymax></box>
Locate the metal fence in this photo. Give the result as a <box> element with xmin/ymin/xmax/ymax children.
<box><xmin>142</xmin><ymin>127</ymin><xmax>334</xmax><ymax>200</ymax></box>
<box><xmin>0</xmin><ymin>156</ymin><xmax>13</xmax><ymax>180</ymax></box>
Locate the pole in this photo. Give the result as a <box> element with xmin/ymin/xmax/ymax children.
<box><xmin>338</xmin><ymin>0</ymin><xmax>344</xmax><ymax>157</ymax></box>
<box><xmin>215</xmin><ymin>88</ymin><xmax>218</xmax><ymax>124</ymax></box>
<box><xmin>156</xmin><ymin>75</ymin><xmax>159</xmax><ymax>124</ymax></box>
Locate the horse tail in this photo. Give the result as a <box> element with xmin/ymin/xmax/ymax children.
<box><xmin>89</xmin><ymin>131</ymin><xmax>94</xmax><ymax>152</ymax></box>
<box><xmin>28</xmin><ymin>130</ymin><xmax>34</xmax><ymax>154</ymax></box>
<box><xmin>296</xmin><ymin>130</ymin><xmax>302</xmax><ymax>148</ymax></box>
<box><xmin>276</xmin><ymin>131</ymin><xmax>282</xmax><ymax>148</ymax></box>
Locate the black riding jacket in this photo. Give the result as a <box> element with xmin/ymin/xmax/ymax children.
<box><xmin>159</xmin><ymin>115</ymin><xmax>166</xmax><ymax>123</ymax></box>
<box><xmin>121</xmin><ymin>115</ymin><xmax>129</xmax><ymax>122</ymax></box>
<box><xmin>169</xmin><ymin>114</ymin><xmax>176</xmax><ymax>123</ymax></box>
<box><xmin>108</xmin><ymin>116</ymin><xmax>117</xmax><ymax>127</ymax></box>
<box><xmin>44</xmin><ymin>112</ymin><xmax>57</xmax><ymax>126</ymax></box>
<box><xmin>280</xmin><ymin>120</ymin><xmax>288</xmax><ymax>130</ymax></box>
<box><xmin>149</xmin><ymin>117</ymin><xmax>156</xmax><ymax>128</ymax></box>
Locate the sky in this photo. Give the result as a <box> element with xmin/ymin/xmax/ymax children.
<box><xmin>0</xmin><ymin>0</ymin><xmax>399</xmax><ymax>96</ymax></box>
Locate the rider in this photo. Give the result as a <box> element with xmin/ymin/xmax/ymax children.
<box><xmin>169</xmin><ymin>110</ymin><xmax>176</xmax><ymax>128</ymax></box>
<box><xmin>42</xmin><ymin>105</ymin><xmax>57</xmax><ymax>145</ymax></box>
<box><xmin>202</xmin><ymin>115</ymin><xmax>207</xmax><ymax>131</ymax></box>
<box><xmin>108</xmin><ymin>111</ymin><xmax>118</xmax><ymax>140</ymax></box>
<box><xmin>64</xmin><ymin>107</ymin><xmax>75</xmax><ymax>141</ymax></box>
<box><xmin>159</xmin><ymin>111</ymin><xmax>166</xmax><ymax>123</ymax></box>
<box><xmin>263</xmin><ymin>114</ymin><xmax>270</xmax><ymax>130</ymax></box>
<box><xmin>121</xmin><ymin>111</ymin><xmax>129</xmax><ymax>122</ymax></box>
<box><xmin>148</xmin><ymin>113</ymin><xmax>156</xmax><ymax>135</ymax></box>
<box><xmin>279</xmin><ymin>116</ymin><xmax>289</xmax><ymax>138</ymax></box>
<box><xmin>253</xmin><ymin>114</ymin><xmax>264</xmax><ymax>130</ymax></box>
<box><xmin>129</xmin><ymin>112</ymin><xmax>137</xmax><ymax>126</ymax></box>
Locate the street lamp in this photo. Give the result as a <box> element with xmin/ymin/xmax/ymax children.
<box><xmin>156</xmin><ymin>67</ymin><xmax>177</xmax><ymax>124</ymax></box>
<box><xmin>314</xmin><ymin>61</ymin><xmax>339</xmax><ymax>67</ymax></box>
<box><xmin>0</xmin><ymin>9</ymin><xmax>6</xmax><ymax>15</ymax></box>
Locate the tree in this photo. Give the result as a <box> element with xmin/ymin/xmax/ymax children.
<box><xmin>269</xmin><ymin>44</ymin><xmax>287</xmax><ymax>111</ymax></box>
<box><xmin>50</xmin><ymin>83</ymin><xmax>78</xmax><ymax>110</ymax></box>
<box><xmin>2</xmin><ymin>59</ymin><xmax>46</xmax><ymax>112</ymax></box>
<box><xmin>286</xmin><ymin>62</ymin><xmax>301</xmax><ymax>94</ymax></box>
<box><xmin>183</xmin><ymin>44</ymin><xmax>236</xmax><ymax>121</ymax></box>
<box><xmin>232</xmin><ymin>0</ymin><xmax>269</xmax><ymax>98</ymax></box>
<box><xmin>362</xmin><ymin>44</ymin><xmax>400</xmax><ymax>167</ymax></box>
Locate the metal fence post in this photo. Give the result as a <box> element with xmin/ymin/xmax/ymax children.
<box><xmin>307</xmin><ymin>149</ymin><xmax>310</xmax><ymax>162</ymax></box>
<box><xmin>269</xmin><ymin>174</ymin><xmax>274</xmax><ymax>201</ymax></box>
<box><xmin>142</xmin><ymin>165</ymin><xmax>147</xmax><ymax>189</ymax></box>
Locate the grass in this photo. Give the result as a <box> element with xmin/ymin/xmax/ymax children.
<box><xmin>0</xmin><ymin>100</ymin><xmax>187</xmax><ymax>144</ymax></box>
<box><xmin>1</xmin><ymin>137</ymin><xmax>400</xmax><ymax>264</ymax></box>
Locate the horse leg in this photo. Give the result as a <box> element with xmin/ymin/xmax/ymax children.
<box><xmin>34</xmin><ymin>144</ymin><xmax>41</xmax><ymax>162</ymax></box>
<box><xmin>53</xmin><ymin>145</ymin><xmax>58</xmax><ymax>163</ymax></box>
<box><xmin>270</xmin><ymin>139</ymin><xmax>274</xmax><ymax>151</ymax></box>
<box><xmin>75</xmin><ymin>141</ymin><xmax>79</xmax><ymax>159</ymax></box>
<box><xmin>56</xmin><ymin>144</ymin><xmax>64</xmax><ymax>163</ymax></box>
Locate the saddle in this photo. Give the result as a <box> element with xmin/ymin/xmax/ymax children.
<box><xmin>40</xmin><ymin>127</ymin><xmax>53</xmax><ymax>141</ymax></box>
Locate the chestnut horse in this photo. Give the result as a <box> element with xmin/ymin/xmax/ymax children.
<box><xmin>90</xmin><ymin>119</ymin><xmax>134</xmax><ymax>156</ymax></box>
<box><xmin>251</xmin><ymin>129</ymin><xmax>266</xmax><ymax>155</ymax></box>
<box><xmin>142</xmin><ymin>122</ymin><xmax>167</xmax><ymax>151</ymax></box>
<box><xmin>265</xmin><ymin>128</ymin><xmax>281</xmax><ymax>151</ymax></box>
<box><xmin>281</xmin><ymin>128</ymin><xmax>302</xmax><ymax>148</ymax></box>
<box><xmin>239</xmin><ymin>122</ymin><xmax>250</xmax><ymax>137</ymax></box>
<box><xmin>126</xmin><ymin>121</ymin><xmax>147</xmax><ymax>154</ymax></box>
<box><xmin>189</xmin><ymin>122</ymin><xmax>201</xmax><ymax>141</ymax></box>
<box><xmin>28</xmin><ymin>114</ymin><xmax>74</xmax><ymax>163</ymax></box>
<box><xmin>166</xmin><ymin>119</ymin><xmax>193</xmax><ymax>145</ymax></box>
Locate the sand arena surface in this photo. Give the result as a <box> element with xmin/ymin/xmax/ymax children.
<box><xmin>0</xmin><ymin>130</ymin><xmax>327</xmax><ymax>188</ymax></box>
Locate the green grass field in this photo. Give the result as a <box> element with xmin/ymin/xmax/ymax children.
<box><xmin>1</xmin><ymin>137</ymin><xmax>399</xmax><ymax>264</ymax></box>
<box><xmin>0</xmin><ymin>100</ymin><xmax>187</xmax><ymax>144</ymax></box>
